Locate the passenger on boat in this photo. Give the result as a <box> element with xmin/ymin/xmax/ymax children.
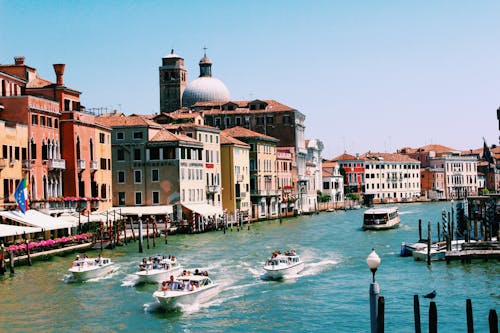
<box><xmin>161</xmin><ymin>280</ymin><xmax>169</xmax><ymax>291</ymax></box>
<box><xmin>96</xmin><ymin>254</ymin><xmax>103</xmax><ymax>265</ymax></box>
<box><xmin>139</xmin><ymin>258</ymin><xmax>147</xmax><ymax>271</ymax></box>
<box><xmin>194</xmin><ymin>269</ymin><xmax>200</xmax><ymax>275</ymax></box>
<box><xmin>182</xmin><ymin>270</ymin><xmax>187</xmax><ymax>276</ymax></box>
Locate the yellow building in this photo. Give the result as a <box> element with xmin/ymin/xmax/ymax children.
<box><xmin>220</xmin><ymin>133</ymin><xmax>250</xmax><ymax>220</ymax></box>
<box><xmin>0</xmin><ymin>120</ymin><xmax>28</xmax><ymax>207</ymax></box>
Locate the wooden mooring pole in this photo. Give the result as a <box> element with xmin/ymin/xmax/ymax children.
<box><xmin>146</xmin><ymin>218</ymin><xmax>150</xmax><ymax>250</ymax></box>
<box><xmin>377</xmin><ymin>296</ymin><xmax>385</xmax><ymax>333</ymax></box>
<box><xmin>489</xmin><ymin>309</ymin><xmax>498</xmax><ymax>333</ymax></box>
<box><xmin>418</xmin><ymin>219</ymin><xmax>422</xmax><ymax>241</ymax></box>
<box><xmin>8</xmin><ymin>250</ymin><xmax>14</xmax><ymax>274</ymax></box>
<box><xmin>129</xmin><ymin>217</ymin><xmax>136</xmax><ymax>241</ymax></box>
<box><xmin>0</xmin><ymin>245</ymin><xmax>5</xmax><ymax>275</ymax></box>
<box><xmin>466</xmin><ymin>298</ymin><xmax>474</xmax><ymax>333</ymax></box>
<box><xmin>164</xmin><ymin>217</ymin><xmax>168</xmax><ymax>245</ymax></box>
<box><xmin>152</xmin><ymin>218</ymin><xmax>157</xmax><ymax>248</ymax></box>
<box><xmin>26</xmin><ymin>240</ymin><xmax>32</xmax><ymax>266</ymax></box>
<box><xmin>414</xmin><ymin>295</ymin><xmax>421</xmax><ymax>333</ymax></box>
<box><xmin>427</xmin><ymin>222</ymin><xmax>432</xmax><ymax>265</ymax></box>
<box><xmin>429</xmin><ymin>301</ymin><xmax>438</xmax><ymax>333</ymax></box>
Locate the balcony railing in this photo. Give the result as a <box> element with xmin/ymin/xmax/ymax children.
<box><xmin>206</xmin><ymin>185</ymin><xmax>220</xmax><ymax>193</ymax></box>
<box><xmin>48</xmin><ymin>159</ymin><xmax>66</xmax><ymax>170</ymax></box>
<box><xmin>251</xmin><ymin>189</ymin><xmax>279</xmax><ymax>196</ymax></box>
<box><xmin>90</xmin><ymin>160</ymin><xmax>98</xmax><ymax>171</ymax></box>
<box><xmin>77</xmin><ymin>159</ymin><xmax>86</xmax><ymax>171</ymax></box>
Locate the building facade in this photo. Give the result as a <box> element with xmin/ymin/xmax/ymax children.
<box><xmin>321</xmin><ymin>160</ymin><xmax>344</xmax><ymax>208</ymax></box>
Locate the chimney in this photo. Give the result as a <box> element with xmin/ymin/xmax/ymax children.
<box><xmin>14</xmin><ymin>56</ymin><xmax>25</xmax><ymax>65</ymax></box>
<box><xmin>53</xmin><ymin>63</ymin><xmax>66</xmax><ymax>86</ymax></box>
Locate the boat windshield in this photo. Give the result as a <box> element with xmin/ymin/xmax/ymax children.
<box><xmin>364</xmin><ymin>213</ymin><xmax>389</xmax><ymax>225</ymax></box>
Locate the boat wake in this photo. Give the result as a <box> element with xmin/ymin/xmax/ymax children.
<box><xmin>121</xmin><ymin>273</ymin><xmax>139</xmax><ymax>287</ymax></box>
<box><xmin>86</xmin><ymin>266</ymin><xmax>121</xmax><ymax>282</ymax></box>
<box><xmin>300</xmin><ymin>258</ymin><xmax>338</xmax><ymax>277</ymax></box>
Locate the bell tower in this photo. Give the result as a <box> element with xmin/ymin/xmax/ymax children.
<box><xmin>159</xmin><ymin>50</ymin><xmax>187</xmax><ymax>113</ymax></box>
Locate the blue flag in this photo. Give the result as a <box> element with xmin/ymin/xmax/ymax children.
<box><xmin>14</xmin><ymin>178</ymin><xmax>28</xmax><ymax>214</ymax></box>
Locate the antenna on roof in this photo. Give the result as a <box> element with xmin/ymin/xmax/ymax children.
<box><xmin>203</xmin><ymin>45</ymin><xmax>208</xmax><ymax>56</ymax></box>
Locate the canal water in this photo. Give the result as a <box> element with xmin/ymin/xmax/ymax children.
<box><xmin>0</xmin><ymin>202</ymin><xmax>498</xmax><ymax>332</ymax></box>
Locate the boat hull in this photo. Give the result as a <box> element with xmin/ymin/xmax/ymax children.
<box><xmin>153</xmin><ymin>284</ymin><xmax>220</xmax><ymax>310</ymax></box>
<box><xmin>263</xmin><ymin>262</ymin><xmax>305</xmax><ymax>279</ymax></box>
<box><xmin>68</xmin><ymin>263</ymin><xmax>115</xmax><ymax>281</ymax></box>
<box><xmin>135</xmin><ymin>266</ymin><xmax>183</xmax><ymax>284</ymax></box>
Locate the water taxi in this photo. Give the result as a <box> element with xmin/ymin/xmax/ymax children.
<box><xmin>135</xmin><ymin>255</ymin><xmax>183</xmax><ymax>284</ymax></box>
<box><xmin>68</xmin><ymin>255</ymin><xmax>115</xmax><ymax>281</ymax></box>
<box><xmin>152</xmin><ymin>274</ymin><xmax>219</xmax><ymax>310</ymax></box>
<box><xmin>263</xmin><ymin>250</ymin><xmax>304</xmax><ymax>279</ymax></box>
<box><xmin>362</xmin><ymin>207</ymin><xmax>400</xmax><ymax>230</ymax></box>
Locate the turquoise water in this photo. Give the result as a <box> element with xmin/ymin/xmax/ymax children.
<box><xmin>0</xmin><ymin>202</ymin><xmax>499</xmax><ymax>332</ymax></box>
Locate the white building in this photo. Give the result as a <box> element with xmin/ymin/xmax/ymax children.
<box><xmin>362</xmin><ymin>152</ymin><xmax>421</xmax><ymax>203</ymax></box>
<box><xmin>429</xmin><ymin>153</ymin><xmax>478</xmax><ymax>199</ymax></box>
<box><xmin>322</xmin><ymin>160</ymin><xmax>344</xmax><ymax>208</ymax></box>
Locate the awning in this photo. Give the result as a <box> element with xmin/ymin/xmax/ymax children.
<box><xmin>117</xmin><ymin>205</ymin><xmax>173</xmax><ymax>216</ymax></box>
<box><xmin>183</xmin><ymin>203</ymin><xmax>222</xmax><ymax>217</ymax></box>
<box><xmin>58</xmin><ymin>210</ymin><xmax>125</xmax><ymax>226</ymax></box>
<box><xmin>0</xmin><ymin>224</ymin><xmax>41</xmax><ymax>237</ymax></box>
<box><xmin>0</xmin><ymin>210</ymin><xmax>73</xmax><ymax>231</ymax></box>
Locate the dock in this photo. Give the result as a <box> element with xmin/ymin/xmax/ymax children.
<box><xmin>445</xmin><ymin>241</ymin><xmax>500</xmax><ymax>263</ymax></box>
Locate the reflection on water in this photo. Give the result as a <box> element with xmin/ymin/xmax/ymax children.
<box><xmin>0</xmin><ymin>202</ymin><xmax>498</xmax><ymax>332</ymax></box>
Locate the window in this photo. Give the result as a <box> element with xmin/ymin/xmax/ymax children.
<box><xmin>117</xmin><ymin>132</ymin><xmax>124</xmax><ymax>140</ymax></box>
<box><xmin>236</xmin><ymin>117</ymin><xmax>242</xmax><ymax>125</ymax></box>
<box><xmin>100</xmin><ymin>158</ymin><xmax>107</xmax><ymax>169</ymax></box>
<box><xmin>134</xmin><ymin>170</ymin><xmax>142</xmax><ymax>183</ymax></box>
<box><xmin>101</xmin><ymin>184</ymin><xmax>107</xmax><ymax>199</ymax></box>
<box><xmin>283</xmin><ymin>115</ymin><xmax>290</xmax><ymax>124</ymax></box>
<box><xmin>135</xmin><ymin>192</ymin><xmax>142</xmax><ymax>205</ymax></box>
<box><xmin>54</xmin><ymin>119</ymin><xmax>59</xmax><ymax>129</ymax></box>
<box><xmin>152</xmin><ymin>191</ymin><xmax>160</xmax><ymax>204</ymax></box>
<box><xmin>99</xmin><ymin>133</ymin><xmax>105</xmax><ymax>143</ymax></box>
<box><xmin>133</xmin><ymin>131</ymin><xmax>143</xmax><ymax>139</ymax></box>
<box><xmin>117</xmin><ymin>149</ymin><xmax>125</xmax><ymax>161</ymax></box>
<box><xmin>134</xmin><ymin>149</ymin><xmax>141</xmax><ymax>161</ymax></box>
<box><xmin>118</xmin><ymin>171</ymin><xmax>125</xmax><ymax>183</ymax></box>
<box><xmin>149</xmin><ymin>147</ymin><xmax>160</xmax><ymax>160</ymax></box>
<box><xmin>40</xmin><ymin>116</ymin><xmax>46</xmax><ymax>126</ymax></box>
<box><xmin>47</xmin><ymin>117</ymin><xmax>52</xmax><ymax>127</ymax></box>
<box><xmin>266</xmin><ymin>116</ymin><xmax>274</xmax><ymax>124</ymax></box>
<box><xmin>152</xmin><ymin>169</ymin><xmax>159</xmax><ymax>182</ymax></box>
<box><xmin>118</xmin><ymin>192</ymin><xmax>126</xmax><ymax>206</ymax></box>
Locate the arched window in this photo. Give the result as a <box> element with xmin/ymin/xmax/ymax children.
<box><xmin>89</xmin><ymin>138</ymin><xmax>94</xmax><ymax>161</ymax></box>
<box><xmin>30</xmin><ymin>139</ymin><xmax>37</xmax><ymax>160</ymax></box>
<box><xmin>76</xmin><ymin>137</ymin><xmax>81</xmax><ymax>160</ymax></box>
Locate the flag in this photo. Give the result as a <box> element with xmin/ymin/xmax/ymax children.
<box><xmin>483</xmin><ymin>138</ymin><xmax>494</xmax><ymax>165</ymax></box>
<box><xmin>14</xmin><ymin>178</ymin><xmax>28</xmax><ymax>214</ymax></box>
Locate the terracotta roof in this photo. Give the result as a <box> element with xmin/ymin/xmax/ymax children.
<box><xmin>150</xmin><ymin>128</ymin><xmax>201</xmax><ymax>144</ymax></box>
<box><xmin>26</xmin><ymin>76</ymin><xmax>54</xmax><ymax>88</ymax></box>
<box><xmin>361</xmin><ymin>152</ymin><xmax>420</xmax><ymax>163</ymax></box>
<box><xmin>322</xmin><ymin>169</ymin><xmax>334</xmax><ymax>177</ymax></box>
<box><xmin>331</xmin><ymin>153</ymin><xmax>357</xmax><ymax>161</ymax></box>
<box><xmin>163</xmin><ymin>123</ymin><xmax>219</xmax><ymax>132</ymax></box>
<box><xmin>322</xmin><ymin>161</ymin><xmax>338</xmax><ymax>168</ymax></box>
<box><xmin>194</xmin><ymin>99</ymin><xmax>296</xmax><ymax>114</ymax></box>
<box><xmin>416</xmin><ymin>144</ymin><xmax>456</xmax><ymax>153</ymax></box>
<box><xmin>96</xmin><ymin>114</ymin><xmax>161</xmax><ymax>128</ymax></box>
<box><xmin>220</xmin><ymin>133</ymin><xmax>250</xmax><ymax>147</ymax></box>
<box><xmin>221</xmin><ymin>126</ymin><xmax>279</xmax><ymax>142</ymax></box>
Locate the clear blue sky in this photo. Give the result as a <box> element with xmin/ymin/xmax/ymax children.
<box><xmin>1</xmin><ymin>0</ymin><xmax>499</xmax><ymax>158</ymax></box>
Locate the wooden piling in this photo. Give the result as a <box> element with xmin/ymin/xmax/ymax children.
<box><xmin>26</xmin><ymin>240</ymin><xmax>32</xmax><ymax>266</ymax></box>
<box><xmin>146</xmin><ymin>218</ymin><xmax>150</xmax><ymax>249</ymax></box>
<box><xmin>377</xmin><ymin>296</ymin><xmax>385</xmax><ymax>333</ymax></box>
<box><xmin>474</xmin><ymin>217</ymin><xmax>478</xmax><ymax>240</ymax></box>
<box><xmin>152</xmin><ymin>218</ymin><xmax>157</xmax><ymax>248</ymax></box>
<box><xmin>429</xmin><ymin>301</ymin><xmax>438</xmax><ymax>333</ymax></box>
<box><xmin>466</xmin><ymin>298</ymin><xmax>474</xmax><ymax>333</ymax></box>
<box><xmin>489</xmin><ymin>309</ymin><xmax>498</xmax><ymax>333</ymax></box>
<box><xmin>427</xmin><ymin>222</ymin><xmax>432</xmax><ymax>265</ymax></box>
<box><xmin>414</xmin><ymin>295</ymin><xmax>421</xmax><ymax>333</ymax></box>
<box><xmin>9</xmin><ymin>250</ymin><xmax>14</xmax><ymax>274</ymax></box>
<box><xmin>0</xmin><ymin>245</ymin><xmax>5</xmax><ymax>275</ymax></box>
<box><xmin>418</xmin><ymin>219</ymin><xmax>422</xmax><ymax>242</ymax></box>
<box><xmin>99</xmin><ymin>222</ymin><xmax>104</xmax><ymax>252</ymax></box>
<box><xmin>138</xmin><ymin>219</ymin><xmax>143</xmax><ymax>253</ymax></box>
<box><xmin>123</xmin><ymin>217</ymin><xmax>128</xmax><ymax>245</ymax></box>
<box><xmin>437</xmin><ymin>222</ymin><xmax>441</xmax><ymax>242</ymax></box>
<box><xmin>164</xmin><ymin>217</ymin><xmax>168</xmax><ymax>244</ymax></box>
<box><xmin>129</xmin><ymin>217</ymin><xmax>136</xmax><ymax>241</ymax></box>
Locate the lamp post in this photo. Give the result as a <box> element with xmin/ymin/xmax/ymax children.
<box><xmin>366</xmin><ymin>248</ymin><xmax>381</xmax><ymax>333</ymax></box>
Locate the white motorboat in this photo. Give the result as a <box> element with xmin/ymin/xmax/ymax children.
<box><xmin>68</xmin><ymin>256</ymin><xmax>115</xmax><ymax>281</ymax></box>
<box><xmin>362</xmin><ymin>207</ymin><xmax>400</xmax><ymax>230</ymax></box>
<box><xmin>412</xmin><ymin>240</ymin><xmax>473</xmax><ymax>261</ymax></box>
<box><xmin>152</xmin><ymin>274</ymin><xmax>219</xmax><ymax>310</ymax></box>
<box><xmin>263</xmin><ymin>250</ymin><xmax>304</xmax><ymax>279</ymax></box>
<box><xmin>135</xmin><ymin>255</ymin><xmax>183</xmax><ymax>284</ymax></box>
<box><xmin>400</xmin><ymin>242</ymin><xmax>428</xmax><ymax>257</ymax></box>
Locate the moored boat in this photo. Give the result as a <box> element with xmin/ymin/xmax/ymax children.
<box><xmin>152</xmin><ymin>274</ymin><xmax>219</xmax><ymax>310</ymax></box>
<box><xmin>362</xmin><ymin>207</ymin><xmax>400</xmax><ymax>230</ymax></box>
<box><xmin>135</xmin><ymin>255</ymin><xmax>183</xmax><ymax>284</ymax></box>
<box><xmin>263</xmin><ymin>250</ymin><xmax>304</xmax><ymax>279</ymax></box>
<box><xmin>400</xmin><ymin>242</ymin><xmax>428</xmax><ymax>257</ymax></box>
<box><xmin>68</xmin><ymin>255</ymin><xmax>115</xmax><ymax>281</ymax></box>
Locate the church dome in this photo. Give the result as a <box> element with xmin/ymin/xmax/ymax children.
<box><xmin>182</xmin><ymin>77</ymin><xmax>231</xmax><ymax>107</ymax></box>
<box><xmin>181</xmin><ymin>52</ymin><xmax>230</xmax><ymax>107</ymax></box>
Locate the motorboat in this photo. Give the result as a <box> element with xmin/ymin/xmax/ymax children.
<box><xmin>412</xmin><ymin>240</ymin><xmax>473</xmax><ymax>261</ymax></box>
<box><xmin>152</xmin><ymin>274</ymin><xmax>219</xmax><ymax>310</ymax></box>
<box><xmin>400</xmin><ymin>242</ymin><xmax>428</xmax><ymax>257</ymax></box>
<box><xmin>135</xmin><ymin>255</ymin><xmax>183</xmax><ymax>284</ymax></box>
<box><xmin>68</xmin><ymin>256</ymin><xmax>115</xmax><ymax>281</ymax></box>
<box><xmin>263</xmin><ymin>250</ymin><xmax>304</xmax><ymax>279</ymax></box>
<box><xmin>362</xmin><ymin>207</ymin><xmax>400</xmax><ymax>230</ymax></box>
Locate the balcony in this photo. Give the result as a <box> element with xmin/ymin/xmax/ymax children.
<box><xmin>206</xmin><ymin>185</ymin><xmax>220</xmax><ymax>193</ymax></box>
<box><xmin>77</xmin><ymin>159</ymin><xmax>86</xmax><ymax>172</ymax></box>
<box><xmin>48</xmin><ymin>159</ymin><xmax>66</xmax><ymax>170</ymax></box>
<box><xmin>90</xmin><ymin>160</ymin><xmax>98</xmax><ymax>172</ymax></box>
<box><xmin>22</xmin><ymin>159</ymin><xmax>31</xmax><ymax>170</ymax></box>
<box><xmin>0</xmin><ymin>158</ymin><xmax>7</xmax><ymax>169</ymax></box>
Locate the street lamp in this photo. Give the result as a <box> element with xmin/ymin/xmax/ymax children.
<box><xmin>366</xmin><ymin>248</ymin><xmax>381</xmax><ymax>333</ymax></box>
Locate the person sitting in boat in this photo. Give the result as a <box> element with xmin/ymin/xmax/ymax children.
<box><xmin>96</xmin><ymin>254</ymin><xmax>103</xmax><ymax>265</ymax></box>
<box><xmin>182</xmin><ymin>270</ymin><xmax>187</xmax><ymax>276</ymax></box>
<box><xmin>194</xmin><ymin>269</ymin><xmax>200</xmax><ymax>275</ymax></box>
<box><xmin>139</xmin><ymin>258</ymin><xmax>147</xmax><ymax>271</ymax></box>
<box><xmin>187</xmin><ymin>281</ymin><xmax>195</xmax><ymax>291</ymax></box>
<box><xmin>161</xmin><ymin>280</ymin><xmax>169</xmax><ymax>291</ymax></box>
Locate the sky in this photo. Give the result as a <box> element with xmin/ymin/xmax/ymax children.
<box><xmin>1</xmin><ymin>0</ymin><xmax>499</xmax><ymax>158</ymax></box>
